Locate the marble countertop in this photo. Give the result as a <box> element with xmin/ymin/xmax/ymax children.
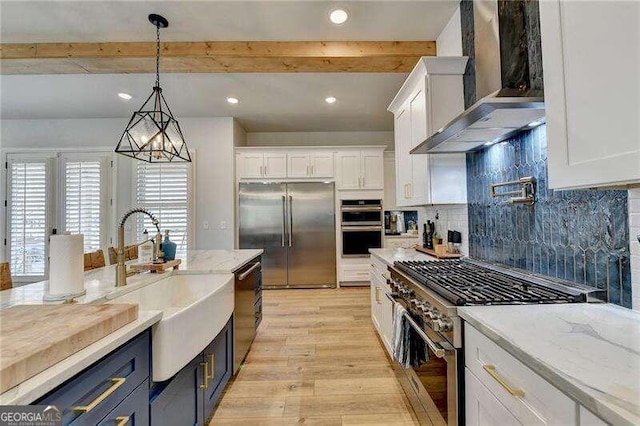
<box><xmin>458</xmin><ymin>304</ymin><xmax>640</xmax><ymax>426</ymax></box>
<box><xmin>369</xmin><ymin>248</ymin><xmax>438</xmax><ymax>266</ymax></box>
<box><xmin>0</xmin><ymin>309</ymin><xmax>162</xmax><ymax>406</ymax></box>
<box><xmin>0</xmin><ymin>249</ymin><xmax>263</xmax><ymax>310</ymax></box>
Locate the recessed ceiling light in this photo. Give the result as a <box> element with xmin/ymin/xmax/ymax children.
<box><xmin>118</xmin><ymin>92</ymin><xmax>132</xmax><ymax>100</ymax></box>
<box><xmin>329</xmin><ymin>8</ymin><xmax>349</xmax><ymax>25</ymax></box>
<box><xmin>227</xmin><ymin>97</ymin><xmax>239</xmax><ymax>104</ymax></box>
<box><xmin>325</xmin><ymin>96</ymin><xmax>337</xmax><ymax>104</ymax></box>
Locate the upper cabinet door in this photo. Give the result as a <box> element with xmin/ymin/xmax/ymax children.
<box><xmin>263</xmin><ymin>153</ymin><xmax>287</xmax><ymax>178</ymax></box>
<box><xmin>310</xmin><ymin>152</ymin><xmax>334</xmax><ymax>178</ymax></box>
<box><xmin>541</xmin><ymin>0</ymin><xmax>640</xmax><ymax>189</ymax></box>
<box><xmin>361</xmin><ymin>150</ymin><xmax>384</xmax><ymax>190</ymax></box>
<box><xmin>409</xmin><ymin>78</ymin><xmax>428</xmax><ymax>149</ymax></box>
<box><xmin>336</xmin><ymin>152</ymin><xmax>361</xmax><ymax>190</ymax></box>
<box><xmin>408</xmin><ymin>154</ymin><xmax>429</xmax><ymax>206</ymax></box>
<box><xmin>287</xmin><ymin>153</ymin><xmax>310</xmax><ymax>178</ymax></box>
<box><xmin>239</xmin><ymin>153</ymin><xmax>264</xmax><ymax>179</ymax></box>
<box><xmin>395</xmin><ymin>107</ymin><xmax>412</xmax><ymax>206</ymax></box>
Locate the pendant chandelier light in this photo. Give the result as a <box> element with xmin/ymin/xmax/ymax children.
<box><xmin>115</xmin><ymin>14</ymin><xmax>191</xmax><ymax>163</ymax></box>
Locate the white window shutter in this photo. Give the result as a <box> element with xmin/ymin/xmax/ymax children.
<box><xmin>7</xmin><ymin>159</ymin><xmax>50</xmax><ymax>277</ymax></box>
<box><xmin>62</xmin><ymin>159</ymin><xmax>104</xmax><ymax>252</ymax></box>
<box><xmin>135</xmin><ymin>162</ymin><xmax>191</xmax><ymax>258</ymax></box>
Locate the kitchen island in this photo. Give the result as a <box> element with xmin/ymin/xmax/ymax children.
<box><xmin>0</xmin><ymin>249</ymin><xmax>262</xmax><ymax>416</ymax></box>
<box><xmin>0</xmin><ymin>249</ymin><xmax>263</xmax><ymax>309</ymax></box>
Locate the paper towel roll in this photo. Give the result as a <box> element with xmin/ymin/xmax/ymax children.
<box><xmin>45</xmin><ymin>234</ymin><xmax>86</xmax><ymax>301</ymax></box>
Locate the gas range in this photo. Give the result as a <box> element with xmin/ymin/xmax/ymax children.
<box><xmin>388</xmin><ymin>258</ymin><xmax>604</xmax><ymax>349</ymax></box>
<box><xmin>386</xmin><ymin>258</ymin><xmax>604</xmax><ymax>426</ymax></box>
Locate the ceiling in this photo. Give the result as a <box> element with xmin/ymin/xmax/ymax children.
<box><xmin>0</xmin><ymin>1</ymin><xmax>459</xmax><ymax>132</ymax></box>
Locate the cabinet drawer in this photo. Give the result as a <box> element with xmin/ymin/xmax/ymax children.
<box><xmin>38</xmin><ymin>331</ymin><xmax>150</xmax><ymax>426</ymax></box>
<box><xmin>466</xmin><ymin>368</ymin><xmax>519</xmax><ymax>426</ymax></box>
<box><xmin>465</xmin><ymin>324</ymin><xmax>576</xmax><ymax>425</ymax></box>
<box><xmin>369</xmin><ymin>257</ymin><xmax>388</xmax><ymax>282</ymax></box>
<box><xmin>341</xmin><ymin>264</ymin><xmax>371</xmax><ymax>282</ymax></box>
<box><xmin>97</xmin><ymin>380</ymin><xmax>149</xmax><ymax>426</ymax></box>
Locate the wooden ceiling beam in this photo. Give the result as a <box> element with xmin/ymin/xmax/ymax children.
<box><xmin>0</xmin><ymin>41</ymin><xmax>436</xmax><ymax>74</ymax></box>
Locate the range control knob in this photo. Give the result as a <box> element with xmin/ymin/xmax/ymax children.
<box><xmin>427</xmin><ymin>309</ymin><xmax>441</xmax><ymax>320</ymax></box>
<box><xmin>433</xmin><ymin>318</ymin><xmax>453</xmax><ymax>332</ymax></box>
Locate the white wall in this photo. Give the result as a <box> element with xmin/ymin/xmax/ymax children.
<box><xmin>436</xmin><ymin>6</ymin><xmax>463</xmax><ymax>56</ymax></box>
<box><xmin>418</xmin><ymin>204</ymin><xmax>469</xmax><ymax>256</ymax></box>
<box><xmin>629</xmin><ymin>189</ymin><xmax>640</xmax><ymax>311</ymax></box>
<box><xmin>246</xmin><ymin>131</ymin><xmax>393</xmax><ymax>149</ymax></box>
<box><xmin>0</xmin><ymin>116</ymin><xmax>240</xmax><ymax>258</ymax></box>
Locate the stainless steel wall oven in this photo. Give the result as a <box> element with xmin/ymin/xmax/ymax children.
<box><xmin>340</xmin><ymin>200</ymin><xmax>383</xmax><ymax>257</ymax></box>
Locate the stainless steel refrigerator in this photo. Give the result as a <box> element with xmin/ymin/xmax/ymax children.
<box><xmin>239</xmin><ymin>182</ymin><xmax>336</xmax><ymax>288</ymax></box>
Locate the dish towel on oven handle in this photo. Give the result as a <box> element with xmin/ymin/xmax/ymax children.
<box><xmin>392</xmin><ymin>303</ymin><xmax>429</xmax><ymax>368</ymax></box>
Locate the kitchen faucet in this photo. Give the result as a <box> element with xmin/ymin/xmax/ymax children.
<box><xmin>116</xmin><ymin>208</ymin><xmax>162</xmax><ymax>287</ymax></box>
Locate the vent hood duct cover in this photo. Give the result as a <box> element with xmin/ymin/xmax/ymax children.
<box><xmin>412</xmin><ymin>0</ymin><xmax>545</xmax><ymax>154</ymax></box>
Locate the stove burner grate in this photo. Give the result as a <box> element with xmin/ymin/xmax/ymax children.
<box><xmin>394</xmin><ymin>260</ymin><xmax>585</xmax><ymax>306</ymax></box>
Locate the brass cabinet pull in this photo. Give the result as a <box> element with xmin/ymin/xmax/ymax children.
<box><xmin>207</xmin><ymin>353</ymin><xmax>215</xmax><ymax>380</ymax></box>
<box><xmin>483</xmin><ymin>365</ymin><xmax>525</xmax><ymax>397</ymax></box>
<box><xmin>73</xmin><ymin>377</ymin><xmax>126</xmax><ymax>412</ymax></box>
<box><xmin>199</xmin><ymin>361</ymin><xmax>209</xmax><ymax>389</ymax></box>
<box><xmin>375</xmin><ymin>287</ymin><xmax>382</xmax><ymax>304</ymax></box>
<box><xmin>116</xmin><ymin>416</ymin><xmax>130</xmax><ymax>426</ymax></box>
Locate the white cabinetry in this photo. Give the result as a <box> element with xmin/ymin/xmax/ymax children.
<box><xmin>336</xmin><ymin>149</ymin><xmax>384</xmax><ymax>190</ymax></box>
<box><xmin>287</xmin><ymin>152</ymin><xmax>311</xmax><ymax>178</ymax></box>
<box><xmin>388</xmin><ymin>57</ymin><xmax>469</xmax><ymax>206</ymax></box>
<box><xmin>579</xmin><ymin>406</ymin><xmax>609</xmax><ymax>426</ymax></box>
<box><xmin>465</xmin><ymin>323</ymin><xmax>577</xmax><ymax>425</ymax></box>
<box><xmin>540</xmin><ymin>0</ymin><xmax>640</xmax><ymax>189</ymax></box>
<box><xmin>238</xmin><ymin>152</ymin><xmax>287</xmax><ymax>179</ymax></box>
<box><xmin>466</xmin><ymin>368</ymin><xmax>520</xmax><ymax>426</ymax></box>
<box><xmin>370</xmin><ymin>256</ymin><xmax>393</xmax><ymax>356</ymax></box>
<box><xmin>287</xmin><ymin>151</ymin><xmax>334</xmax><ymax>178</ymax></box>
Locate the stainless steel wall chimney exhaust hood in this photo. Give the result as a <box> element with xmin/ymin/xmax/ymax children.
<box><xmin>412</xmin><ymin>0</ymin><xmax>545</xmax><ymax>154</ymax></box>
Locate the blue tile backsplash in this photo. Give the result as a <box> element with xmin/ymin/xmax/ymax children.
<box><xmin>466</xmin><ymin>125</ymin><xmax>632</xmax><ymax>307</ymax></box>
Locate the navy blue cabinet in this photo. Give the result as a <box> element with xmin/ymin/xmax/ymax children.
<box><xmin>149</xmin><ymin>356</ymin><xmax>205</xmax><ymax>426</ymax></box>
<box><xmin>203</xmin><ymin>319</ymin><xmax>233</xmax><ymax>420</ymax></box>
<box><xmin>37</xmin><ymin>331</ymin><xmax>150</xmax><ymax>426</ymax></box>
<box><xmin>150</xmin><ymin>316</ymin><xmax>233</xmax><ymax>426</ymax></box>
<box><xmin>97</xmin><ymin>380</ymin><xmax>150</xmax><ymax>426</ymax></box>
<box><xmin>35</xmin><ymin>316</ymin><xmax>233</xmax><ymax>426</ymax></box>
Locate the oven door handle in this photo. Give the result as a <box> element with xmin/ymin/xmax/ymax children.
<box><xmin>340</xmin><ymin>206</ymin><xmax>382</xmax><ymax>212</ymax></box>
<box><xmin>342</xmin><ymin>226</ymin><xmax>382</xmax><ymax>232</ymax></box>
<box><xmin>385</xmin><ymin>292</ymin><xmax>448</xmax><ymax>359</ymax></box>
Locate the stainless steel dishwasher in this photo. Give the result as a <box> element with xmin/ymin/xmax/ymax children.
<box><xmin>233</xmin><ymin>257</ymin><xmax>262</xmax><ymax>373</ymax></box>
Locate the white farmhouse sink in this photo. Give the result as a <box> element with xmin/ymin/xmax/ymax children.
<box><xmin>110</xmin><ymin>273</ymin><xmax>234</xmax><ymax>381</ymax></box>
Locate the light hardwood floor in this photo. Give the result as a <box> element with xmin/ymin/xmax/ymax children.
<box><xmin>210</xmin><ymin>287</ymin><xmax>421</xmax><ymax>425</ymax></box>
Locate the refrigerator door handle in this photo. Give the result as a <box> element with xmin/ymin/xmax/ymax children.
<box><xmin>281</xmin><ymin>195</ymin><xmax>286</xmax><ymax>247</ymax></box>
<box><xmin>288</xmin><ymin>195</ymin><xmax>293</xmax><ymax>247</ymax></box>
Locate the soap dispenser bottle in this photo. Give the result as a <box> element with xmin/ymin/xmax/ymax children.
<box><xmin>138</xmin><ymin>229</ymin><xmax>154</xmax><ymax>264</ymax></box>
<box><xmin>162</xmin><ymin>230</ymin><xmax>177</xmax><ymax>261</ymax></box>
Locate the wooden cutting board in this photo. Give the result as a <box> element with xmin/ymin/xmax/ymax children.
<box><xmin>414</xmin><ymin>245</ymin><xmax>463</xmax><ymax>259</ymax></box>
<box><xmin>0</xmin><ymin>303</ymin><xmax>138</xmax><ymax>393</ymax></box>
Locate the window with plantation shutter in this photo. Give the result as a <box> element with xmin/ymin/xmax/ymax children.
<box><xmin>7</xmin><ymin>159</ymin><xmax>51</xmax><ymax>277</ymax></box>
<box><xmin>6</xmin><ymin>152</ymin><xmax>112</xmax><ymax>282</ymax></box>
<box><xmin>62</xmin><ymin>158</ymin><xmax>107</xmax><ymax>252</ymax></box>
<box><xmin>135</xmin><ymin>161</ymin><xmax>192</xmax><ymax>258</ymax></box>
